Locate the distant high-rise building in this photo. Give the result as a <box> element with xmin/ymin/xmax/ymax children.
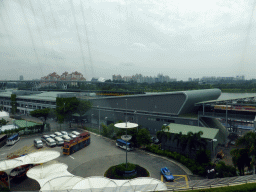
<box><xmin>20</xmin><ymin>75</ymin><xmax>24</xmax><ymax>81</ymax></box>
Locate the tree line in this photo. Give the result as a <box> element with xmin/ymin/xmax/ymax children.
<box><xmin>29</xmin><ymin>97</ymin><xmax>92</xmax><ymax>131</ymax></box>
<box><xmin>16</xmin><ymin>80</ymin><xmax>256</xmax><ymax>93</ymax></box>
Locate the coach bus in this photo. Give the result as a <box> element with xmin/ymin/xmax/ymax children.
<box><xmin>116</xmin><ymin>139</ymin><xmax>134</xmax><ymax>151</ymax></box>
<box><xmin>0</xmin><ymin>134</ymin><xmax>7</xmax><ymax>148</ymax></box>
<box><xmin>6</xmin><ymin>133</ymin><xmax>20</xmax><ymax>146</ymax></box>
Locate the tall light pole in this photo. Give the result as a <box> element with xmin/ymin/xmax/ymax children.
<box><xmin>212</xmin><ymin>139</ymin><xmax>217</xmax><ymax>159</ymax></box>
<box><xmin>134</xmin><ymin>110</ymin><xmax>138</xmax><ymax>132</ymax></box>
<box><xmin>91</xmin><ymin>114</ymin><xmax>94</xmax><ymax>124</ymax></box>
<box><xmin>125</xmin><ymin>99</ymin><xmax>127</xmax><ymax>127</ymax></box>
<box><xmin>125</xmin><ymin>99</ymin><xmax>128</xmax><ymax>168</ymax></box>
<box><xmin>26</xmin><ymin>105</ymin><xmax>28</xmax><ymax>130</ymax></box>
<box><xmin>105</xmin><ymin>117</ymin><xmax>108</xmax><ymax>125</ymax></box>
<box><xmin>98</xmin><ymin>106</ymin><xmax>100</xmax><ymax>135</ymax></box>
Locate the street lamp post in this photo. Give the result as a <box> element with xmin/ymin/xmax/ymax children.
<box><xmin>91</xmin><ymin>114</ymin><xmax>94</xmax><ymax>123</ymax></box>
<box><xmin>134</xmin><ymin>110</ymin><xmax>138</xmax><ymax>132</ymax></box>
<box><xmin>105</xmin><ymin>117</ymin><xmax>108</xmax><ymax>125</ymax></box>
<box><xmin>212</xmin><ymin>139</ymin><xmax>217</xmax><ymax>159</ymax></box>
<box><xmin>26</xmin><ymin>105</ymin><xmax>28</xmax><ymax>130</ymax></box>
<box><xmin>98</xmin><ymin>106</ymin><xmax>100</xmax><ymax>135</ymax></box>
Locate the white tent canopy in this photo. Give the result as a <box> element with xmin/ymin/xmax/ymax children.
<box><xmin>0</xmin><ymin>150</ymin><xmax>60</xmax><ymax>174</ymax></box>
<box><xmin>27</xmin><ymin>162</ymin><xmax>167</xmax><ymax>192</ymax></box>
<box><xmin>27</xmin><ymin>162</ymin><xmax>73</xmax><ymax>188</ymax></box>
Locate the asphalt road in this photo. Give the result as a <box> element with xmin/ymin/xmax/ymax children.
<box><xmin>0</xmin><ymin>130</ymin><xmax>190</xmax><ymax>191</ymax></box>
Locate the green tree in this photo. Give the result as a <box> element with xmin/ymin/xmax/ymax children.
<box><xmin>235</xmin><ymin>131</ymin><xmax>256</xmax><ymax>174</ymax></box>
<box><xmin>137</xmin><ymin>128</ymin><xmax>151</xmax><ymax>147</ymax></box>
<box><xmin>156</xmin><ymin>124</ymin><xmax>170</xmax><ymax>143</ymax></box>
<box><xmin>230</xmin><ymin>148</ymin><xmax>251</xmax><ymax>176</ymax></box>
<box><xmin>30</xmin><ymin>108</ymin><xmax>51</xmax><ymax>132</ymax></box>
<box><xmin>10</xmin><ymin>94</ymin><xmax>17</xmax><ymax>114</ymax></box>
<box><xmin>195</xmin><ymin>149</ymin><xmax>211</xmax><ymax>165</ymax></box>
<box><xmin>56</xmin><ymin>97</ymin><xmax>79</xmax><ymax>128</ymax></box>
<box><xmin>215</xmin><ymin>161</ymin><xmax>237</xmax><ymax>178</ymax></box>
<box><xmin>76</xmin><ymin>100</ymin><xmax>92</xmax><ymax>125</ymax></box>
<box><xmin>0</xmin><ymin>118</ymin><xmax>9</xmax><ymax>127</ymax></box>
<box><xmin>101</xmin><ymin>123</ymin><xmax>108</xmax><ymax>136</ymax></box>
<box><xmin>178</xmin><ymin>131</ymin><xmax>207</xmax><ymax>157</ymax></box>
<box><xmin>173</xmin><ymin>132</ymin><xmax>183</xmax><ymax>152</ymax></box>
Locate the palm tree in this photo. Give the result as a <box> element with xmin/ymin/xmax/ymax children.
<box><xmin>178</xmin><ymin>131</ymin><xmax>207</xmax><ymax>157</ymax></box>
<box><xmin>235</xmin><ymin>131</ymin><xmax>256</xmax><ymax>174</ymax></box>
<box><xmin>161</xmin><ymin>124</ymin><xmax>170</xmax><ymax>132</ymax></box>
<box><xmin>173</xmin><ymin>132</ymin><xmax>183</xmax><ymax>152</ymax></box>
<box><xmin>157</xmin><ymin>124</ymin><xmax>170</xmax><ymax>143</ymax></box>
<box><xmin>230</xmin><ymin>148</ymin><xmax>251</xmax><ymax>176</ymax></box>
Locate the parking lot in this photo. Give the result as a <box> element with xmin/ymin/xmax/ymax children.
<box><xmin>0</xmin><ymin>129</ymin><xmax>194</xmax><ymax>191</ymax></box>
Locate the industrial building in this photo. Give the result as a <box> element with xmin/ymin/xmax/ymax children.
<box><xmin>0</xmin><ymin>88</ymin><xmax>227</xmax><ymax>157</ymax></box>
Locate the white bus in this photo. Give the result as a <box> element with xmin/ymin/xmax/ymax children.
<box><xmin>116</xmin><ymin>139</ymin><xmax>134</xmax><ymax>151</ymax></box>
<box><xmin>6</xmin><ymin>133</ymin><xmax>20</xmax><ymax>146</ymax></box>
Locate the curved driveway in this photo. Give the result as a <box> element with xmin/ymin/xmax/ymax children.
<box><xmin>57</xmin><ymin>133</ymin><xmax>188</xmax><ymax>180</ymax></box>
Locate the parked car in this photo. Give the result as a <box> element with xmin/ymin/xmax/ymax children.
<box><xmin>34</xmin><ymin>139</ymin><xmax>43</xmax><ymax>149</ymax></box>
<box><xmin>68</xmin><ymin>133</ymin><xmax>77</xmax><ymax>139</ymax></box>
<box><xmin>50</xmin><ymin>134</ymin><xmax>56</xmax><ymax>139</ymax></box>
<box><xmin>72</xmin><ymin>131</ymin><xmax>80</xmax><ymax>136</ymax></box>
<box><xmin>161</xmin><ymin>167</ymin><xmax>174</xmax><ymax>181</ymax></box>
<box><xmin>41</xmin><ymin>135</ymin><xmax>50</xmax><ymax>143</ymax></box>
<box><xmin>54</xmin><ymin>137</ymin><xmax>64</xmax><ymax>146</ymax></box>
<box><xmin>61</xmin><ymin>131</ymin><xmax>68</xmax><ymax>135</ymax></box>
<box><xmin>45</xmin><ymin>138</ymin><xmax>56</xmax><ymax>147</ymax></box>
<box><xmin>62</xmin><ymin>135</ymin><xmax>71</xmax><ymax>142</ymax></box>
<box><xmin>54</xmin><ymin>132</ymin><xmax>62</xmax><ymax>137</ymax></box>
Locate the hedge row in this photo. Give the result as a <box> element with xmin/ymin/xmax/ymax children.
<box><xmin>104</xmin><ymin>163</ymin><xmax>149</xmax><ymax>179</ymax></box>
<box><xmin>178</xmin><ymin>182</ymin><xmax>256</xmax><ymax>192</ymax></box>
<box><xmin>145</xmin><ymin>144</ymin><xmax>210</xmax><ymax>176</ymax></box>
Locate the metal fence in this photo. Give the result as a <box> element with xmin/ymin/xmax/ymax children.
<box><xmin>166</xmin><ymin>174</ymin><xmax>256</xmax><ymax>191</ymax></box>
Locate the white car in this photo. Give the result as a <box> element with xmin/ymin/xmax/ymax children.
<box><xmin>50</xmin><ymin>134</ymin><xmax>56</xmax><ymax>139</ymax></box>
<box><xmin>62</xmin><ymin>135</ymin><xmax>71</xmax><ymax>142</ymax></box>
<box><xmin>72</xmin><ymin>131</ymin><xmax>80</xmax><ymax>136</ymax></box>
<box><xmin>54</xmin><ymin>132</ymin><xmax>62</xmax><ymax>137</ymax></box>
<box><xmin>46</xmin><ymin>138</ymin><xmax>56</xmax><ymax>147</ymax></box>
<box><xmin>61</xmin><ymin>131</ymin><xmax>68</xmax><ymax>135</ymax></box>
<box><xmin>68</xmin><ymin>133</ymin><xmax>77</xmax><ymax>139</ymax></box>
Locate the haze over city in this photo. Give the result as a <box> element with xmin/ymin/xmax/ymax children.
<box><xmin>1</xmin><ymin>0</ymin><xmax>256</xmax><ymax>81</ymax></box>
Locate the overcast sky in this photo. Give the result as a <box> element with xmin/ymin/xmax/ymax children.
<box><xmin>1</xmin><ymin>0</ymin><xmax>256</xmax><ymax>81</ymax></box>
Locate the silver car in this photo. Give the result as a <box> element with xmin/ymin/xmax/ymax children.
<box><xmin>68</xmin><ymin>133</ymin><xmax>77</xmax><ymax>139</ymax></box>
<box><xmin>34</xmin><ymin>139</ymin><xmax>43</xmax><ymax>149</ymax></box>
<box><xmin>61</xmin><ymin>131</ymin><xmax>68</xmax><ymax>135</ymax></box>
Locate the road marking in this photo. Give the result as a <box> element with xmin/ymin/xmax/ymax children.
<box><xmin>165</xmin><ymin>175</ymin><xmax>189</xmax><ymax>189</ymax></box>
<box><xmin>8</xmin><ymin>145</ymin><xmax>15</xmax><ymax>151</ymax></box>
<box><xmin>161</xmin><ymin>175</ymin><xmax>163</xmax><ymax>182</ymax></box>
<box><xmin>70</xmin><ymin>156</ymin><xmax>74</xmax><ymax>159</ymax></box>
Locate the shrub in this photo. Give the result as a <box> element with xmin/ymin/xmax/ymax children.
<box><xmin>145</xmin><ymin>144</ymin><xmax>211</xmax><ymax>177</ymax></box>
<box><xmin>105</xmin><ymin>163</ymin><xmax>149</xmax><ymax>179</ymax></box>
<box><xmin>215</xmin><ymin>161</ymin><xmax>237</xmax><ymax>178</ymax></box>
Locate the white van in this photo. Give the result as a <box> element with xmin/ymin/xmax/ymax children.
<box><xmin>54</xmin><ymin>137</ymin><xmax>64</xmax><ymax>146</ymax></box>
<box><xmin>46</xmin><ymin>138</ymin><xmax>56</xmax><ymax>147</ymax></box>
